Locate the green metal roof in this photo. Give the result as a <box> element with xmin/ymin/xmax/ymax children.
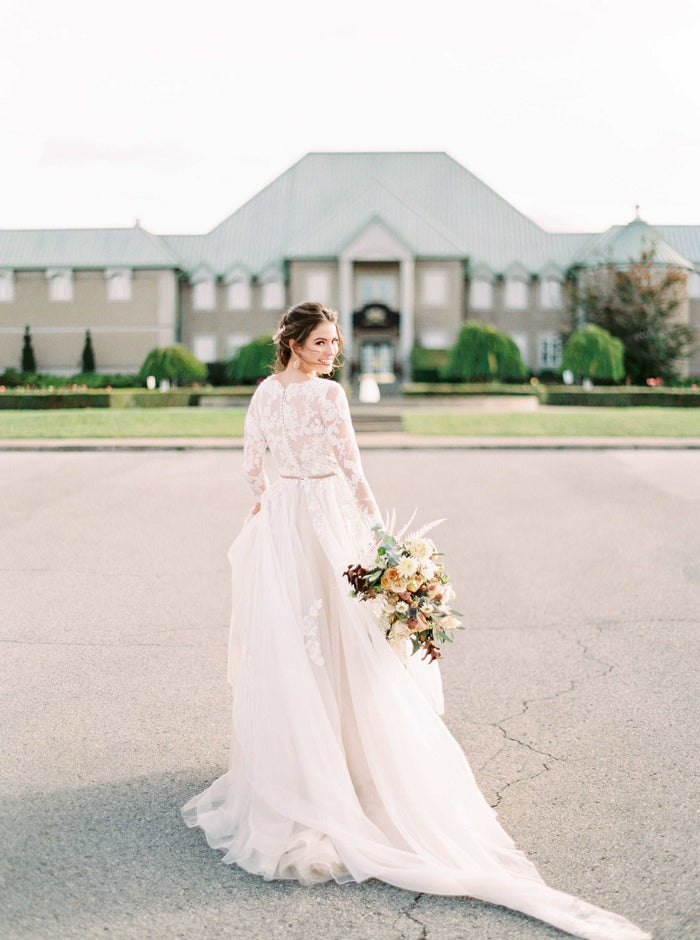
<box><xmin>2</xmin><ymin>155</ymin><xmax>699</xmax><ymax>277</ymax></box>
<box><xmin>0</xmin><ymin>226</ymin><xmax>179</xmax><ymax>269</ymax></box>
<box><xmin>574</xmin><ymin>216</ymin><xmax>693</xmax><ymax>269</ymax></box>
<box><xmin>201</xmin><ymin>151</ymin><xmax>555</xmax><ymax>275</ymax></box>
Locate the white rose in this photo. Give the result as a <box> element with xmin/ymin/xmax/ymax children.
<box><xmin>406</xmin><ymin>538</ymin><xmax>435</xmax><ymax>561</ymax></box>
<box><xmin>396</xmin><ymin>556</ymin><xmax>420</xmax><ymax>579</ymax></box>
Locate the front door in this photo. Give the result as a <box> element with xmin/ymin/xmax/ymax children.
<box><xmin>360</xmin><ymin>341</ymin><xmax>394</xmax><ymax>376</ymax></box>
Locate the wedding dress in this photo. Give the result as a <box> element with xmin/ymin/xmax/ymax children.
<box><xmin>181</xmin><ymin>374</ymin><xmax>651</xmax><ymax>940</ymax></box>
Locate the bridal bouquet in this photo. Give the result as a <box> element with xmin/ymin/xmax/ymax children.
<box><xmin>343</xmin><ymin>512</ymin><xmax>463</xmax><ymax>663</ymax></box>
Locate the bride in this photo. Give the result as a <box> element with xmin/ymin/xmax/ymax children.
<box><xmin>181</xmin><ymin>301</ymin><xmax>651</xmax><ymax>940</ymax></box>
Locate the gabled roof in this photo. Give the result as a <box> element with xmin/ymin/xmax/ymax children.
<box><xmin>0</xmin><ymin>226</ymin><xmax>179</xmax><ymax>269</ymax></box>
<box><xmin>201</xmin><ymin>151</ymin><xmax>554</xmax><ymax>275</ymax></box>
<box><xmin>574</xmin><ymin>216</ymin><xmax>693</xmax><ymax>269</ymax></box>
<box><xmin>286</xmin><ymin>179</ymin><xmax>465</xmax><ymax>259</ymax></box>
<box><xmin>655</xmin><ymin>226</ymin><xmax>700</xmax><ymax>265</ymax></box>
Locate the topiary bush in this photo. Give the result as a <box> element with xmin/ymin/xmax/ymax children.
<box><xmin>445</xmin><ymin>322</ymin><xmax>527</xmax><ymax>382</ymax></box>
<box><xmin>81</xmin><ymin>329</ymin><xmax>96</xmax><ymax>373</ymax></box>
<box><xmin>21</xmin><ymin>326</ymin><xmax>36</xmax><ymax>373</ymax></box>
<box><xmin>562</xmin><ymin>324</ymin><xmax>625</xmax><ymax>384</ymax></box>
<box><xmin>138</xmin><ymin>344</ymin><xmax>207</xmax><ymax>386</ymax></box>
<box><xmin>226</xmin><ymin>334</ymin><xmax>276</xmax><ymax>385</ymax></box>
<box><xmin>411</xmin><ymin>347</ymin><xmax>450</xmax><ymax>382</ymax></box>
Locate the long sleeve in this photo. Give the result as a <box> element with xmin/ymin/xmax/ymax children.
<box><xmin>322</xmin><ymin>382</ymin><xmax>382</xmax><ymax>529</ymax></box>
<box><xmin>243</xmin><ymin>397</ymin><xmax>269</xmax><ymax>497</ymax></box>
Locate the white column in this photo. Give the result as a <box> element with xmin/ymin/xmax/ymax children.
<box><xmin>399</xmin><ymin>257</ymin><xmax>415</xmax><ymax>377</ymax></box>
<box><xmin>338</xmin><ymin>257</ymin><xmax>353</xmax><ymax>380</ymax></box>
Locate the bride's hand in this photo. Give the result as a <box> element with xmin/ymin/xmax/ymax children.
<box><xmin>251</xmin><ymin>502</ymin><xmax>261</xmax><ymax>515</ymax></box>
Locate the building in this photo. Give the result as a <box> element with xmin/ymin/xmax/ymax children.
<box><xmin>1</xmin><ymin>152</ymin><xmax>699</xmax><ymax>377</ymax></box>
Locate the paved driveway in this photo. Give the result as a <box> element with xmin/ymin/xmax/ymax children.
<box><xmin>1</xmin><ymin>450</ymin><xmax>698</xmax><ymax>940</ymax></box>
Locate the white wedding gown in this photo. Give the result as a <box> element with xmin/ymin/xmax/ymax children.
<box><xmin>181</xmin><ymin>375</ymin><xmax>650</xmax><ymax>940</ymax></box>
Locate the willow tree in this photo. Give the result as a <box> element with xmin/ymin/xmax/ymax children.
<box><xmin>571</xmin><ymin>251</ymin><xmax>695</xmax><ymax>383</ymax></box>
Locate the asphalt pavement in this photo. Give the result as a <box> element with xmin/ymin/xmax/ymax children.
<box><xmin>1</xmin><ymin>449</ymin><xmax>698</xmax><ymax>940</ymax></box>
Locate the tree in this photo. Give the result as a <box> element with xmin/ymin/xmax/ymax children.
<box><xmin>81</xmin><ymin>329</ymin><xmax>96</xmax><ymax>373</ymax></box>
<box><xmin>21</xmin><ymin>325</ymin><xmax>36</xmax><ymax>373</ymax></box>
<box><xmin>445</xmin><ymin>322</ymin><xmax>527</xmax><ymax>382</ymax></box>
<box><xmin>572</xmin><ymin>251</ymin><xmax>695</xmax><ymax>384</ymax></box>
<box><xmin>226</xmin><ymin>334</ymin><xmax>276</xmax><ymax>385</ymax></box>
<box><xmin>138</xmin><ymin>344</ymin><xmax>207</xmax><ymax>386</ymax></box>
<box><xmin>562</xmin><ymin>325</ymin><xmax>625</xmax><ymax>383</ymax></box>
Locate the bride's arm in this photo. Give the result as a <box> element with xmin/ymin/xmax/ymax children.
<box><xmin>243</xmin><ymin>397</ymin><xmax>269</xmax><ymax>505</ymax></box>
<box><xmin>322</xmin><ymin>381</ymin><xmax>383</xmax><ymax>529</ymax></box>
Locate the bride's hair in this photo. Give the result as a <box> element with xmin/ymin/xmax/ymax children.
<box><xmin>272</xmin><ymin>301</ymin><xmax>344</xmax><ymax>374</ymax></box>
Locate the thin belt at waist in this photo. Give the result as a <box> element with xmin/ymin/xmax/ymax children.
<box><xmin>279</xmin><ymin>472</ymin><xmax>336</xmax><ymax>480</ymax></box>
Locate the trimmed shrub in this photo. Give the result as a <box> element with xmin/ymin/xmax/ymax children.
<box><xmin>206</xmin><ymin>361</ymin><xmax>229</xmax><ymax>386</ymax></box>
<box><xmin>562</xmin><ymin>325</ymin><xmax>624</xmax><ymax>383</ymax></box>
<box><xmin>538</xmin><ymin>387</ymin><xmax>700</xmax><ymax>407</ymax></box>
<box><xmin>226</xmin><ymin>334</ymin><xmax>276</xmax><ymax>385</ymax></box>
<box><xmin>138</xmin><ymin>344</ymin><xmax>207</xmax><ymax>386</ymax></box>
<box><xmin>410</xmin><ymin>347</ymin><xmax>450</xmax><ymax>382</ymax></box>
<box><xmin>445</xmin><ymin>322</ymin><xmax>527</xmax><ymax>382</ymax></box>
<box><xmin>81</xmin><ymin>329</ymin><xmax>96</xmax><ymax>373</ymax></box>
<box><xmin>21</xmin><ymin>326</ymin><xmax>36</xmax><ymax>373</ymax></box>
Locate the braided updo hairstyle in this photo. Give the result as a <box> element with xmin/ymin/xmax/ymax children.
<box><xmin>272</xmin><ymin>301</ymin><xmax>344</xmax><ymax>374</ymax></box>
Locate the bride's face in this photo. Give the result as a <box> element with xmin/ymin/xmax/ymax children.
<box><xmin>293</xmin><ymin>322</ymin><xmax>340</xmax><ymax>374</ymax></box>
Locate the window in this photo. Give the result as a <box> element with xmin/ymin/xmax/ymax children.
<box><xmin>225</xmin><ymin>333</ymin><xmax>252</xmax><ymax>357</ymax></box>
<box><xmin>688</xmin><ymin>270</ymin><xmax>700</xmax><ymax>299</ymax></box>
<box><xmin>106</xmin><ymin>269</ymin><xmax>132</xmax><ymax>302</ymax></box>
<box><xmin>419</xmin><ymin>330</ymin><xmax>449</xmax><ymax>349</ymax></box>
<box><xmin>505</xmin><ymin>277</ymin><xmax>528</xmax><ymax>309</ymax></box>
<box><xmin>356</xmin><ymin>274</ymin><xmax>397</xmax><ymax>307</ymax></box>
<box><xmin>305</xmin><ymin>271</ymin><xmax>331</xmax><ymax>305</ymax></box>
<box><xmin>420</xmin><ymin>270</ymin><xmax>448</xmax><ymax>306</ymax></box>
<box><xmin>510</xmin><ymin>332</ymin><xmax>529</xmax><ymax>365</ymax></box>
<box><xmin>226</xmin><ymin>279</ymin><xmax>250</xmax><ymax>310</ymax></box>
<box><xmin>0</xmin><ymin>270</ymin><xmax>15</xmax><ymax>302</ymax></box>
<box><xmin>540</xmin><ymin>278</ymin><xmax>562</xmax><ymax>309</ymax></box>
<box><xmin>47</xmin><ymin>270</ymin><xmax>73</xmax><ymax>302</ymax></box>
<box><xmin>470</xmin><ymin>278</ymin><xmax>493</xmax><ymax>309</ymax></box>
<box><xmin>192</xmin><ymin>279</ymin><xmax>216</xmax><ymax>311</ymax></box>
<box><xmin>192</xmin><ymin>334</ymin><xmax>217</xmax><ymax>362</ymax></box>
<box><xmin>539</xmin><ymin>332</ymin><xmax>563</xmax><ymax>369</ymax></box>
<box><xmin>262</xmin><ymin>279</ymin><xmax>285</xmax><ymax>310</ymax></box>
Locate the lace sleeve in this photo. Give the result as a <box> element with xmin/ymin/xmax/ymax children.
<box><xmin>243</xmin><ymin>394</ymin><xmax>269</xmax><ymax>497</ymax></box>
<box><xmin>322</xmin><ymin>382</ymin><xmax>382</xmax><ymax>529</ymax></box>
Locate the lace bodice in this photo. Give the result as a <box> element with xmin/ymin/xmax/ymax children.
<box><xmin>243</xmin><ymin>376</ymin><xmax>382</xmax><ymax>527</ymax></box>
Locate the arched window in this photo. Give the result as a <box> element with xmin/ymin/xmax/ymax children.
<box><xmin>470</xmin><ymin>279</ymin><xmax>493</xmax><ymax>310</ymax></box>
<box><xmin>504</xmin><ymin>276</ymin><xmax>529</xmax><ymax>310</ymax></box>
<box><xmin>106</xmin><ymin>269</ymin><xmax>132</xmax><ymax>302</ymax></box>
<box><xmin>192</xmin><ymin>276</ymin><xmax>216</xmax><ymax>311</ymax></box>
<box><xmin>47</xmin><ymin>269</ymin><xmax>73</xmax><ymax>302</ymax></box>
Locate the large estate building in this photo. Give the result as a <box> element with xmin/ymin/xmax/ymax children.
<box><xmin>1</xmin><ymin>151</ymin><xmax>699</xmax><ymax>377</ymax></box>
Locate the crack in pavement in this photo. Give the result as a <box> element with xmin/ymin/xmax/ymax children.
<box><xmin>483</xmin><ymin>626</ymin><xmax>620</xmax><ymax>808</ymax></box>
<box><xmin>394</xmin><ymin>892</ymin><xmax>427</xmax><ymax>939</ymax></box>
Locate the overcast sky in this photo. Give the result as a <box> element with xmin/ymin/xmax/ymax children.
<box><xmin>3</xmin><ymin>0</ymin><xmax>698</xmax><ymax>236</ymax></box>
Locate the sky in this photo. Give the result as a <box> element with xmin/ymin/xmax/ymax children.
<box><xmin>2</xmin><ymin>0</ymin><xmax>699</xmax><ymax>236</ymax></box>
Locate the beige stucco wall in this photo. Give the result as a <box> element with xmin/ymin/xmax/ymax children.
<box><xmin>414</xmin><ymin>260</ymin><xmax>464</xmax><ymax>348</ymax></box>
<box><xmin>183</xmin><ymin>280</ymin><xmax>286</xmax><ymax>361</ymax></box>
<box><xmin>0</xmin><ymin>269</ymin><xmax>178</xmax><ymax>373</ymax></box>
<box><xmin>465</xmin><ymin>277</ymin><xmax>569</xmax><ymax>370</ymax></box>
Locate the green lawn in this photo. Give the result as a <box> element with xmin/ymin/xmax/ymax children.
<box><xmin>403</xmin><ymin>408</ymin><xmax>700</xmax><ymax>437</ymax></box>
<box><xmin>0</xmin><ymin>407</ymin><xmax>247</xmax><ymax>438</ymax></box>
<box><xmin>0</xmin><ymin>406</ymin><xmax>698</xmax><ymax>439</ymax></box>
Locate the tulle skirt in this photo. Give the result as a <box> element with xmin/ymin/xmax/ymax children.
<box><xmin>181</xmin><ymin>474</ymin><xmax>651</xmax><ymax>940</ymax></box>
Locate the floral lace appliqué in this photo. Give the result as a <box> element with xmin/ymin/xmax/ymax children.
<box><xmin>302</xmin><ymin>597</ymin><xmax>325</xmax><ymax>667</ymax></box>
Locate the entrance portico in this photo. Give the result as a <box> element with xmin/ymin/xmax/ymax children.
<box><xmin>338</xmin><ymin>217</ymin><xmax>415</xmax><ymax>383</ymax></box>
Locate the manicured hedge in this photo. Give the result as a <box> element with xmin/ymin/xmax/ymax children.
<box><xmin>402</xmin><ymin>382</ymin><xmax>537</xmax><ymax>396</ymax></box>
<box><xmin>0</xmin><ymin>389</ymin><xmax>196</xmax><ymax>410</ymax></box>
<box><xmin>538</xmin><ymin>387</ymin><xmax>700</xmax><ymax>407</ymax></box>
